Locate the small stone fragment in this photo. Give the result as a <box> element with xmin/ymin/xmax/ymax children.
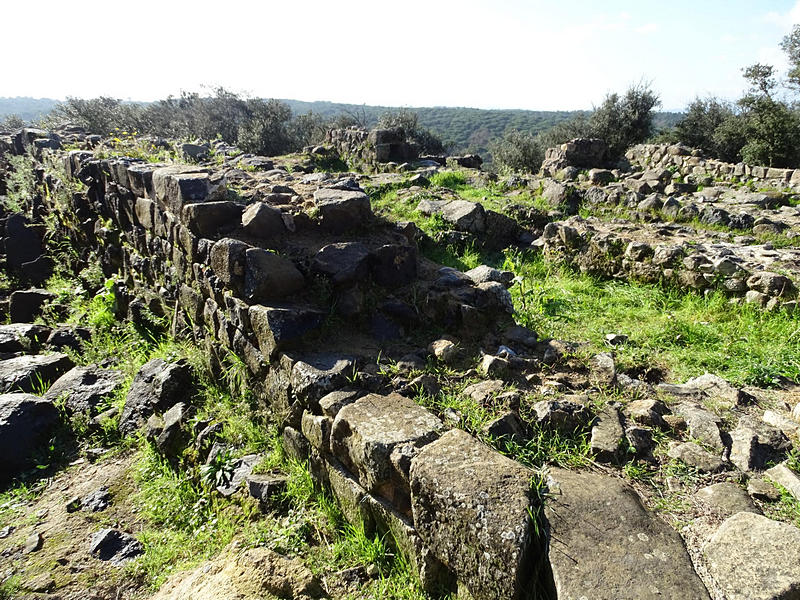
<box><xmin>89</xmin><ymin>529</ymin><xmax>143</xmax><ymax>565</ymax></box>
<box><xmin>667</xmin><ymin>442</ymin><xmax>726</xmax><ymax>473</ymax></box>
<box><xmin>747</xmin><ymin>478</ymin><xmax>781</xmax><ymax>502</ymax></box>
<box><xmin>695</xmin><ymin>482</ymin><xmax>761</xmax><ymax>517</ymax></box>
<box><xmin>23</xmin><ymin>532</ymin><xmax>43</xmax><ymax>554</ymax></box>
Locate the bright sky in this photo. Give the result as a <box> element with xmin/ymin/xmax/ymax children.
<box><xmin>3</xmin><ymin>0</ymin><xmax>799</xmax><ymax>111</ymax></box>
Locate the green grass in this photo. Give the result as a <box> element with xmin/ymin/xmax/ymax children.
<box><xmin>505</xmin><ymin>251</ymin><xmax>800</xmax><ymax>386</ymax></box>
<box><xmin>2</xmin><ymin>154</ymin><xmax>36</xmax><ymax>213</ymax></box>
<box><xmin>763</xmin><ymin>484</ymin><xmax>800</xmax><ymax>529</ymax></box>
<box><xmin>127</xmin><ymin>443</ymin><xmax>261</xmax><ymax>588</ymax></box>
<box><xmin>429</xmin><ymin>170</ymin><xmax>468</xmax><ymax>189</ymax></box>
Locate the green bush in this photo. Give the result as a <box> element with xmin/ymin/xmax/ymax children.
<box><xmin>488</xmin><ymin>129</ymin><xmax>544</xmax><ymax>174</ymax></box>
<box><xmin>377</xmin><ymin>108</ymin><xmax>445</xmax><ymax>154</ymax></box>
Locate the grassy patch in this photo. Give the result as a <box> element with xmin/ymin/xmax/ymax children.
<box><xmin>127</xmin><ymin>443</ymin><xmax>261</xmax><ymax>588</ymax></box>
<box><xmin>505</xmin><ymin>251</ymin><xmax>800</xmax><ymax>386</ymax></box>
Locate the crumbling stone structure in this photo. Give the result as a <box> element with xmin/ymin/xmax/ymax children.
<box><xmin>326</xmin><ymin>127</ymin><xmax>418</xmax><ymax>170</ymax></box>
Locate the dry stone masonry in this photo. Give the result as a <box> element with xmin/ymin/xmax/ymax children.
<box><xmin>2</xmin><ymin>126</ymin><xmax>800</xmax><ymax>599</ymax></box>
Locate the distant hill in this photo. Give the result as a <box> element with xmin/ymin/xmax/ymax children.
<box><xmin>1</xmin><ymin>96</ymin><xmax>683</xmax><ymax>157</ymax></box>
<box><xmin>0</xmin><ymin>97</ymin><xmax>59</xmax><ymax>123</ymax></box>
<box><xmin>281</xmin><ymin>100</ymin><xmax>682</xmax><ymax>157</ymax></box>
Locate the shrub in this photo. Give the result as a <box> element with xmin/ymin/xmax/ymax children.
<box><xmin>489</xmin><ymin>129</ymin><xmax>544</xmax><ymax>174</ymax></box>
<box><xmin>536</xmin><ymin>83</ymin><xmax>660</xmax><ymax>162</ymax></box>
<box><xmin>377</xmin><ymin>108</ymin><xmax>445</xmax><ymax>154</ymax></box>
<box><xmin>237</xmin><ymin>98</ymin><xmax>296</xmax><ymax>156</ymax></box>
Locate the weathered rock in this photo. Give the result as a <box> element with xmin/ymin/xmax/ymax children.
<box><xmin>532</xmin><ymin>398</ymin><xmax>591</xmax><ymax>433</ymax></box>
<box><xmin>210</xmin><ymin>238</ymin><xmax>249</xmax><ymax>291</ymax></box>
<box><xmin>696</xmin><ymin>482</ymin><xmax>760</xmax><ymax>517</ymax></box>
<box><xmin>545</xmin><ymin>467</ymin><xmax>711</xmax><ymax>600</ymax></box>
<box><xmin>410</xmin><ymin>429</ymin><xmax>539</xmax><ymax>600</ymax></box>
<box><xmin>311</xmin><ymin>242</ymin><xmax>370</xmax><ymax>286</ymax></box>
<box><xmin>480</xmin><ymin>354</ymin><xmax>509</xmax><ymax>376</ymax></box>
<box><xmin>152</xmin><ymin>165</ymin><xmax>226</xmax><ymax>214</ymax></box>
<box><xmin>181</xmin><ymin>201</ymin><xmax>242</xmax><ymax>237</ymax></box>
<box><xmin>440</xmin><ymin>200</ymin><xmax>486</xmax><ymax>233</ymax></box>
<box><xmin>704</xmin><ymin>512</ymin><xmax>800</xmax><ymax>600</ymax></box>
<box><xmin>249</xmin><ymin>305</ymin><xmax>325</xmax><ymax>360</ymax></box>
<box><xmin>313</xmin><ymin>187</ymin><xmax>372</xmax><ymax>232</ymax></box>
<box><xmin>318</xmin><ymin>389</ymin><xmax>361</xmax><ymax>418</ymax></box>
<box><xmin>369</xmin><ymin>243</ymin><xmax>417</xmax><ymax>288</ymax></box>
<box><xmin>748</xmin><ymin>478</ymin><xmax>782</xmax><ymax>501</ymax></box>
<box><xmin>626</xmin><ymin>425</ymin><xmax>655</xmax><ymax>456</ymax></box>
<box><xmin>675</xmin><ymin>403</ymin><xmax>725</xmax><ymax>452</ymax></box>
<box><xmin>243</xmin><ymin>248</ymin><xmax>305</xmax><ymax>302</ymax></box>
<box><xmin>0</xmin><ymin>394</ymin><xmax>59</xmax><ymax>481</ymax></box>
<box><xmin>746</xmin><ymin>271</ymin><xmax>794</xmax><ymax>297</ymax></box>
<box><xmin>246</xmin><ymin>473</ymin><xmax>288</xmax><ymax>505</ymax></box>
<box><xmin>301</xmin><ymin>411</ymin><xmax>332</xmax><ymax>451</ymax></box>
<box><xmin>9</xmin><ymin>289</ymin><xmax>54</xmax><ymax>323</ymax></box>
<box><xmin>149</xmin><ymin>545</ymin><xmax>324</xmax><ymax>600</ymax></box>
<box><xmin>44</xmin><ymin>365</ymin><xmax>123</xmax><ymax>416</ymax></box>
<box><xmin>590</xmin><ymin>406</ymin><xmax>624</xmax><ymax>463</ymax></box>
<box><xmin>763</xmin><ymin>410</ymin><xmax>800</xmax><ymax>438</ymax></box>
<box><xmin>81</xmin><ymin>487</ymin><xmax>112</xmax><ymax>512</ymax></box>
<box><xmin>5</xmin><ymin>214</ymin><xmax>42</xmax><ymax>269</ymax></box>
<box><xmin>482</xmin><ymin>411</ymin><xmax>526</xmax><ymax>442</ymax></box>
<box><xmin>291</xmin><ymin>353</ymin><xmax>356</xmax><ymax>404</ymax></box>
<box><xmin>23</xmin><ymin>532</ymin><xmax>43</xmax><ymax>554</ymax></box>
<box><xmin>89</xmin><ymin>529</ymin><xmax>144</xmax><ymax>565</ymax></box>
<box><xmin>181</xmin><ymin>142</ymin><xmax>209</xmax><ymax>160</ymax></box>
<box><xmin>625</xmin><ymin>398</ymin><xmax>669</xmax><ymax>429</ymax></box>
<box><xmin>544</xmin><ymin>180</ymin><xmax>582</xmax><ymax>214</ymax></box>
<box><xmin>765</xmin><ymin>462</ymin><xmax>800</xmax><ymax>501</ymax></box>
<box><xmin>0</xmin><ymin>323</ymin><xmax>51</xmax><ymax>353</ymax></box>
<box><xmin>0</xmin><ymin>352</ymin><xmax>74</xmax><ymax>393</ymax></box>
<box><xmin>330</xmin><ymin>393</ymin><xmax>442</xmax><ymax>510</ymax></box>
<box><xmin>45</xmin><ymin>326</ymin><xmax>91</xmax><ymax>352</ymax></box>
<box><xmin>729</xmin><ymin>416</ymin><xmax>791</xmax><ymax>472</ymax></box>
<box><xmin>119</xmin><ymin>359</ymin><xmax>192</xmax><ymax>435</ymax></box>
<box><xmin>667</xmin><ymin>442</ymin><xmax>726</xmax><ymax>473</ymax></box>
<box><xmin>241</xmin><ymin>202</ymin><xmax>286</xmax><ymax>239</ymax></box>
<box><xmin>216</xmin><ymin>454</ymin><xmax>262</xmax><ymax>497</ymax></box>
<box><xmin>589</xmin><ymin>352</ymin><xmax>616</xmax><ymax>387</ymax></box>
<box><xmin>429</xmin><ymin>339</ymin><xmax>459</xmax><ymax>364</ymax></box>
<box><xmin>464</xmin><ymin>265</ymin><xmax>514</xmax><ymax>287</ymax></box>
<box><xmin>156</xmin><ymin>402</ymin><xmax>189</xmax><ymax>455</ymax></box>
<box><xmin>658</xmin><ymin>373</ymin><xmax>753</xmax><ymax>409</ymax></box>
<box><xmin>541</xmin><ymin>138</ymin><xmax>609</xmax><ymax>173</ymax></box>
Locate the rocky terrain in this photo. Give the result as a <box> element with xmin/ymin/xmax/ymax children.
<box><xmin>0</xmin><ymin>125</ymin><xmax>799</xmax><ymax>600</ymax></box>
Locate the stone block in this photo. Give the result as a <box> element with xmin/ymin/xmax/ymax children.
<box><xmin>410</xmin><ymin>429</ymin><xmax>539</xmax><ymax>600</ymax></box>
<box><xmin>330</xmin><ymin>393</ymin><xmax>442</xmax><ymax>511</ymax></box>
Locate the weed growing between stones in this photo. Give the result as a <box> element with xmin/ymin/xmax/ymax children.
<box><xmin>2</xmin><ymin>154</ymin><xmax>36</xmax><ymax>213</ymax></box>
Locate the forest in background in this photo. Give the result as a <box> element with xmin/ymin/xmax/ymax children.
<box><xmin>0</xmin><ymin>96</ymin><xmax>682</xmax><ymax>158</ymax></box>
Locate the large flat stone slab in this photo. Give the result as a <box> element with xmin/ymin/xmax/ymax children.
<box><xmin>0</xmin><ymin>324</ymin><xmax>51</xmax><ymax>353</ymax></box>
<box><xmin>704</xmin><ymin>512</ymin><xmax>800</xmax><ymax>600</ymax></box>
<box><xmin>545</xmin><ymin>468</ymin><xmax>711</xmax><ymax>600</ymax></box>
<box><xmin>0</xmin><ymin>353</ymin><xmax>74</xmax><ymax>393</ymax></box>
<box><xmin>409</xmin><ymin>429</ymin><xmax>539</xmax><ymax>600</ymax></box>
<box><xmin>44</xmin><ymin>365</ymin><xmax>124</xmax><ymax>416</ymax></box>
<box><xmin>330</xmin><ymin>393</ymin><xmax>442</xmax><ymax>511</ymax></box>
<box><xmin>0</xmin><ymin>393</ymin><xmax>59</xmax><ymax>481</ymax></box>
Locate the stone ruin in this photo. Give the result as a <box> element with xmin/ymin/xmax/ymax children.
<box><xmin>2</xmin><ymin>126</ymin><xmax>800</xmax><ymax>600</ymax></box>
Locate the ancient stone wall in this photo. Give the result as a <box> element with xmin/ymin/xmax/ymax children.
<box><xmin>1</xmin><ymin>137</ymin><xmax>551</xmax><ymax>598</ymax></box>
<box><xmin>627</xmin><ymin>143</ymin><xmax>800</xmax><ymax>189</ymax></box>
<box><xmin>538</xmin><ymin>217</ymin><xmax>799</xmax><ymax>310</ymax></box>
<box><xmin>325</xmin><ymin>127</ymin><xmax>418</xmax><ymax>170</ymax></box>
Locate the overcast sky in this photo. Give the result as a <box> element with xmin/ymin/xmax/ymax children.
<box><xmin>3</xmin><ymin>0</ymin><xmax>799</xmax><ymax>111</ymax></box>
